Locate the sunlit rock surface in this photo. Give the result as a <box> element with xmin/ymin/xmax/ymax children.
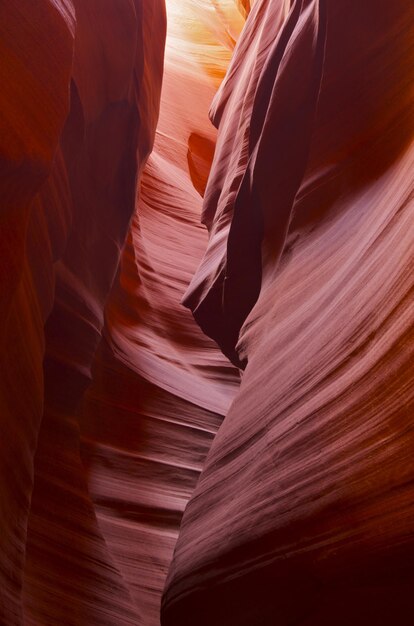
<box><xmin>78</xmin><ymin>1</ymin><xmax>242</xmax><ymax>622</ymax></box>
<box><xmin>1</xmin><ymin>1</ymin><xmax>242</xmax><ymax>625</ymax></box>
<box><xmin>163</xmin><ymin>1</ymin><xmax>414</xmax><ymax>624</ymax></box>
<box><xmin>1</xmin><ymin>0</ymin><xmax>413</xmax><ymax>625</ymax></box>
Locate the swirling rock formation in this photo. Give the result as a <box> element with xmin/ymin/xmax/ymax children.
<box><xmin>1</xmin><ymin>1</ymin><xmax>166</xmax><ymax>624</ymax></box>
<box><xmin>162</xmin><ymin>1</ymin><xmax>414</xmax><ymax>624</ymax></box>
<box><xmin>1</xmin><ymin>0</ymin><xmax>413</xmax><ymax>625</ymax></box>
<box><xmin>78</xmin><ymin>2</ymin><xmax>243</xmax><ymax>622</ymax></box>
<box><xmin>1</xmin><ymin>1</ymin><xmax>242</xmax><ymax>624</ymax></box>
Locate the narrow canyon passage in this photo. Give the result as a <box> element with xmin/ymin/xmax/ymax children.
<box><xmin>78</xmin><ymin>2</ymin><xmax>244</xmax><ymax>623</ymax></box>
<box><xmin>1</xmin><ymin>1</ymin><xmax>414</xmax><ymax>626</ymax></box>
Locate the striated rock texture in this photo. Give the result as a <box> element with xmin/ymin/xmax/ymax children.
<box><xmin>2</xmin><ymin>1</ymin><xmax>243</xmax><ymax>625</ymax></box>
<box><xmin>1</xmin><ymin>1</ymin><xmax>166</xmax><ymax>624</ymax></box>
<box><xmin>163</xmin><ymin>0</ymin><xmax>414</xmax><ymax>624</ymax></box>
<box><xmin>2</xmin><ymin>0</ymin><xmax>414</xmax><ymax>625</ymax></box>
<box><xmin>78</xmin><ymin>1</ymin><xmax>243</xmax><ymax>623</ymax></box>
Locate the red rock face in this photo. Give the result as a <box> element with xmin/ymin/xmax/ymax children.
<box><xmin>1</xmin><ymin>1</ymin><xmax>413</xmax><ymax>625</ymax></box>
<box><xmin>162</xmin><ymin>1</ymin><xmax>414</xmax><ymax>624</ymax></box>
<box><xmin>1</xmin><ymin>1</ymin><xmax>166</xmax><ymax>624</ymax></box>
<box><xmin>1</xmin><ymin>3</ymin><xmax>74</xmax><ymax>622</ymax></box>
<box><xmin>1</xmin><ymin>1</ymin><xmax>241</xmax><ymax>624</ymax></box>
<box><xmin>78</xmin><ymin>2</ymin><xmax>243</xmax><ymax>622</ymax></box>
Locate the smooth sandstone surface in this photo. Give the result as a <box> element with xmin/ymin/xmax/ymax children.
<box><xmin>1</xmin><ymin>0</ymin><xmax>413</xmax><ymax>625</ymax></box>
<box><xmin>1</xmin><ymin>1</ymin><xmax>166</xmax><ymax>624</ymax></box>
<box><xmin>78</xmin><ymin>2</ymin><xmax>243</xmax><ymax>622</ymax></box>
<box><xmin>0</xmin><ymin>3</ymin><xmax>74</xmax><ymax>622</ymax></box>
<box><xmin>163</xmin><ymin>1</ymin><xmax>414</xmax><ymax>624</ymax></box>
<box><xmin>1</xmin><ymin>1</ymin><xmax>242</xmax><ymax>625</ymax></box>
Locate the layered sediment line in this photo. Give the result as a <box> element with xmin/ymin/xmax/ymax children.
<box><xmin>163</xmin><ymin>1</ymin><xmax>414</xmax><ymax>624</ymax></box>
<box><xmin>1</xmin><ymin>1</ymin><xmax>166</xmax><ymax>623</ymax></box>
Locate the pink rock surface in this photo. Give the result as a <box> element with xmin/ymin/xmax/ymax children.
<box><xmin>1</xmin><ymin>1</ymin><xmax>242</xmax><ymax>624</ymax></box>
<box><xmin>163</xmin><ymin>1</ymin><xmax>414</xmax><ymax>624</ymax></box>
<box><xmin>78</xmin><ymin>2</ymin><xmax>242</xmax><ymax>622</ymax></box>
<box><xmin>1</xmin><ymin>0</ymin><xmax>413</xmax><ymax>624</ymax></box>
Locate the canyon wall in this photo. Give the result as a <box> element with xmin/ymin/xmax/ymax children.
<box><xmin>1</xmin><ymin>1</ymin><xmax>244</xmax><ymax>624</ymax></box>
<box><xmin>1</xmin><ymin>1</ymin><xmax>166</xmax><ymax>623</ymax></box>
<box><xmin>162</xmin><ymin>0</ymin><xmax>414</xmax><ymax>624</ymax></box>
<box><xmin>1</xmin><ymin>0</ymin><xmax>413</xmax><ymax>625</ymax></box>
<box><xmin>77</xmin><ymin>2</ymin><xmax>244</xmax><ymax>623</ymax></box>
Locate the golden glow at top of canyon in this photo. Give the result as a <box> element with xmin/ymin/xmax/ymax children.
<box><xmin>164</xmin><ymin>0</ymin><xmax>246</xmax><ymax>82</ymax></box>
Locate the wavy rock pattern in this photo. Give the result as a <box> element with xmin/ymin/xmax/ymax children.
<box><xmin>78</xmin><ymin>1</ymin><xmax>242</xmax><ymax>622</ymax></box>
<box><xmin>163</xmin><ymin>1</ymin><xmax>414</xmax><ymax>624</ymax></box>
<box><xmin>1</xmin><ymin>1</ymin><xmax>243</xmax><ymax>625</ymax></box>
<box><xmin>1</xmin><ymin>1</ymin><xmax>166</xmax><ymax>624</ymax></box>
<box><xmin>2</xmin><ymin>0</ymin><xmax>413</xmax><ymax>625</ymax></box>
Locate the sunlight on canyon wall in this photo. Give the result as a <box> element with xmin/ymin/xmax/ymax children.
<box><xmin>1</xmin><ymin>1</ymin><xmax>413</xmax><ymax>625</ymax></box>
<box><xmin>78</xmin><ymin>1</ymin><xmax>246</xmax><ymax>624</ymax></box>
<box><xmin>1</xmin><ymin>1</ymin><xmax>248</xmax><ymax>623</ymax></box>
<box><xmin>163</xmin><ymin>1</ymin><xmax>414</xmax><ymax>624</ymax></box>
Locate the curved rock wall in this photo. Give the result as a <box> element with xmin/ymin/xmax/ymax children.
<box><xmin>1</xmin><ymin>1</ymin><xmax>245</xmax><ymax>625</ymax></box>
<box><xmin>78</xmin><ymin>2</ymin><xmax>243</xmax><ymax>623</ymax></box>
<box><xmin>1</xmin><ymin>1</ymin><xmax>165</xmax><ymax>624</ymax></box>
<box><xmin>163</xmin><ymin>1</ymin><xmax>414</xmax><ymax>624</ymax></box>
<box><xmin>2</xmin><ymin>0</ymin><xmax>413</xmax><ymax>625</ymax></box>
<box><xmin>1</xmin><ymin>3</ymin><xmax>74</xmax><ymax>622</ymax></box>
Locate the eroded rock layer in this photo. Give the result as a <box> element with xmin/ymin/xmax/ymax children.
<box><xmin>2</xmin><ymin>0</ymin><xmax>413</xmax><ymax>624</ymax></box>
<box><xmin>163</xmin><ymin>1</ymin><xmax>414</xmax><ymax>624</ymax></box>
<box><xmin>1</xmin><ymin>1</ymin><xmax>166</xmax><ymax>624</ymax></box>
<box><xmin>1</xmin><ymin>1</ymin><xmax>244</xmax><ymax>625</ymax></box>
<box><xmin>78</xmin><ymin>1</ymin><xmax>243</xmax><ymax>622</ymax></box>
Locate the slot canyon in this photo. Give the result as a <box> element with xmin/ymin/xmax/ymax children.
<box><xmin>1</xmin><ymin>0</ymin><xmax>413</xmax><ymax>624</ymax></box>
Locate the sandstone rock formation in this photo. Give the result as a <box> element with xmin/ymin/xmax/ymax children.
<box><xmin>1</xmin><ymin>1</ymin><xmax>413</xmax><ymax>625</ymax></box>
<box><xmin>163</xmin><ymin>1</ymin><xmax>414</xmax><ymax>624</ymax></box>
<box><xmin>77</xmin><ymin>2</ymin><xmax>243</xmax><ymax>621</ymax></box>
<box><xmin>1</xmin><ymin>1</ymin><xmax>166</xmax><ymax>623</ymax></box>
<box><xmin>1</xmin><ymin>1</ymin><xmax>241</xmax><ymax>624</ymax></box>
